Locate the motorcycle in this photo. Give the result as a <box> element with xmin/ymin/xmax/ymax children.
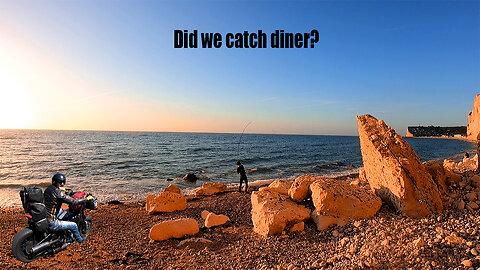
<box><xmin>12</xmin><ymin>189</ymin><xmax>97</xmax><ymax>263</ymax></box>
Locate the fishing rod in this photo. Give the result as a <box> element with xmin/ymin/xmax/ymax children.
<box><xmin>236</xmin><ymin>121</ymin><xmax>252</xmax><ymax>160</ymax></box>
<box><xmin>379</xmin><ymin>138</ymin><xmax>436</xmax><ymax>217</ymax></box>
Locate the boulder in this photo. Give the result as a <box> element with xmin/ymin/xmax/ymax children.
<box><xmin>446</xmin><ymin>172</ymin><xmax>462</xmax><ymax>185</ymax></box>
<box><xmin>311</xmin><ymin>211</ymin><xmax>338</xmax><ymax>231</ymax></box>
<box><xmin>288</xmin><ymin>175</ymin><xmax>319</xmax><ymax>202</ymax></box>
<box><xmin>290</xmin><ymin>222</ymin><xmax>304</xmax><ymax>232</ymax></box>
<box><xmin>149</xmin><ymin>218</ymin><xmax>199</xmax><ymax>241</ymax></box>
<box><xmin>205</xmin><ymin>212</ymin><xmax>230</xmax><ymax>228</ymax></box>
<box><xmin>164</xmin><ymin>184</ymin><xmax>181</xmax><ymax>194</ymax></box>
<box><xmin>423</xmin><ymin>160</ymin><xmax>447</xmax><ymax>194</ymax></box>
<box><xmin>259</xmin><ymin>180</ymin><xmax>292</xmax><ymax>196</ymax></box>
<box><xmin>145</xmin><ymin>194</ymin><xmax>156</xmax><ymax>212</ymax></box>
<box><xmin>469</xmin><ymin>175</ymin><xmax>480</xmax><ymax>188</ymax></box>
<box><xmin>201</xmin><ymin>210</ymin><xmax>210</xmax><ymax>219</ymax></box>
<box><xmin>183</xmin><ymin>173</ymin><xmax>198</xmax><ymax>182</ymax></box>
<box><xmin>309</xmin><ymin>178</ymin><xmax>382</xmax><ymax>220</ymax></box>
<box><xmin>195</xmin><ymin>182</ymin><xmax>227</xmax><ymax>196</ymax></box>
<box><xmin>146</xmin><ymin>191</ymin><xmax>187</xmax><ymax>214</ymax></box>
<box><xmin>251</xmin><ymin>190</ymin><xmax>310</xmax><ymax>237</ymax></box>
<box><xmin>356</xmin><ymin>114</ymin><xmax>443</xmax><ymax>217</ymax></box>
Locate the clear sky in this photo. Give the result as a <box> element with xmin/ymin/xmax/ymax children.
<box><xmin>0</xmin><ymin>1</ymin><xmax>479</xmax><ymax>135</ymax></box>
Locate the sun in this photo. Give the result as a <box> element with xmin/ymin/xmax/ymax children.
<box><xmin>0</xmin><ymin>66</ymin><xmax>33</xmax><ymax>129</ymax></box>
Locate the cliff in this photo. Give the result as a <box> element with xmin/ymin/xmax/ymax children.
<box><xmin>406</xmin><ymin>126</ymin><xmax>467</xmax><ymax>138</ymax></box>
<box><xmin>467</xmin><ymin>94</ymin><xmax>480</xmax><ymax>141</ymax></box>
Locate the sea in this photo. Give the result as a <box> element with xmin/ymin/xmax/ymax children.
<box><xmin>0</xmin><ymin>130</ymin><xmax>476</xmax><ymax>207</ymax></box>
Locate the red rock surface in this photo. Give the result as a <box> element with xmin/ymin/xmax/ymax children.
<box><xmin>149</xmin><ymin>218</ymin><xmax>199</xmax><ymax>241</ymax></box>
<box><xmin>146</xmin><ymin>191</ymin><xmax>187</xmax><ymax>214</ymax></box>
<box><xmin>288</xmin><ymin>175</ymin><xmax>319</xmax><ymax>202</ymax></box>
<box><xmin>357</xmin><ymin>114</ymin><xmax>443</xmax><ymax>217</ymax></box>
<box><xmin>309</xmin><ymin>178</ymin><xmax>382</xmax><ymax>220</ymax></box>
<box><xmin>251</xmin><ymin>190</ymin><xmax>310</xmax><ymax>236</ymax></box>
<box><xmin>195</xmin><ymin>182</ymin><xmax>227</xmax><ymax>196</ymax></box>
<box><xmin>467</xmin><ymin>94</ymin><xmax>480</xmax><ymax>141</ymax></box>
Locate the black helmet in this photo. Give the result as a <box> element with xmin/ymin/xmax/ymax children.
<box><xmin>52</xmin><ymin>173</ymin><xmax>66</xmax><ymax>186</ymax></box>
<box><xmin>237</xmin><ymin>161</ymin><xmax>241</xmax><ymax>165</ymax></box>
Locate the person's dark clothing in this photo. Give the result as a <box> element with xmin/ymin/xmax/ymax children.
<box><xmin>237</xmin><ymin>165</ymin><xmax>248</xmax><ymax>192</ymax></box>
<box><xmin>44</xmin><ymin>185</ymin><xmax>86</xmax><ymax>223</ymax></box>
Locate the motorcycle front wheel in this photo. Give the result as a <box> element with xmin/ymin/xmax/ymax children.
<box><xmin>11</xmin><ymin>228</ymin><xmax>38</xmax><ymax>263</ymax></box>
<box><xmin>79</xmin><ymin>216</ymin><xmax>92</xmax><ymax>240</ymax></box>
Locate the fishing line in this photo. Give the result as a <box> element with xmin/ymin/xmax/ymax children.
<box><xmin>236</xmin><ymin>121</ymin><xmax>252</xmax><ymax>160</ymax></box>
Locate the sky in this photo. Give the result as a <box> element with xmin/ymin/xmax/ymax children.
<box><xmin>0</xmin><ymin>1</ymin><xmax>479</xmax><ymax>135</ymax></box>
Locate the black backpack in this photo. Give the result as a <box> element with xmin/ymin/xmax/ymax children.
<box><xmin>20</xmin><ymin>187</ymin><xmax>50</xmax><ymax>232</ymax></box>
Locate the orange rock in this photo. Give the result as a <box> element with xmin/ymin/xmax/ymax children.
<box><xmin>466</xmin><ymin>94</ymin><xmax>480</xmax><ymax>141</ymax></box>
<box><xmin>423</xmin><ymin>160</ymin><xmax>447</xmax><ymax>194</ymax></box>
<box><xmin>195</xmin><ymin>182</ymin><xmax>227</xmax><ymax>196</ymax></box>
<box><xmin>446</xmin><ymin>172</ymin><xmax>462</xmax><ymax>185</ymax></box>
<box><xmin>205</xmin><ymin>212</ymin><xmax>230</xmax><ymax>228</ymax></box>
<box><xmin>288</xmin><ymin>175</ymin><xmax>320</xmax><ymax>202</ymax></box>
<box><xmin>310</xmin><ymin>211</ymin><xmax>337</xmax><ymax>230</ymax></box>
<box><xmin>201</xmin><ymin>210</ymin><xmax>210</xmax><ymax>219</ymax></box>
<box><xmin>251</xmin><ymin>190</ymin><xmax>310</xmax><ymax>237</ymax></box>
<box><xmin>356</xmin><ymin>114</ymin><xmax>443</xmax><ymax>217</ymax></box>
<box><xmin>147</xmin><ymin>191</ymin><xmax>187</xmax><ymax>214</ymax></box>
<box><xmin>149</xmin><ymin>218</ymin><xmax>199</xmax><ymax>241</ymax></box>
<box><xmin>145</xmin><ymin>194</ymin><xmax>156</xmax><ymax>211</ymax></box>
<box><xmin>289</xmin><ymin>222</ymin><xmax>304</xmax><ymax>232</ymax></box>
<box><xmin>164</xmin><ymin>184</ymin><xmax>181</xmax><ymax>194</ymax></box>
<box><xmin>260</xmin><ymin>180</ymin><xmax>292</xmax><ymax>196</ymax></box>
<box><xmin>445</xmin><ymin>233</ymin><xmax>466</xmax><ymax>245</ymax></box>
<box><xmin>310</xmin><ymin>178</ymin><xmax>382</xmax><ymax>220</ymax></box>
<box><xmin>469</xmin><ymin>175</ymin><xmax>480</xmax><ymax>188</ymax></box>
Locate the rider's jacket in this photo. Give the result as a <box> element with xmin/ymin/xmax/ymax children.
<box><xmin>44</xmin><ymin>185</ymin><xmax>86</xmax><ymax>222</ymax></box>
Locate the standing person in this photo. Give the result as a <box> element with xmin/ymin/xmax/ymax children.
<box><xmin>236</xmin><ymin>161</ymin><xmax>248</xmax><ymax>193</ymax></box>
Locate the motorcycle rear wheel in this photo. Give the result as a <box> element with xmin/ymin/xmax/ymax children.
<box><xmin>12</xmin><ymin>228</ymin><xmax>38</xmax><ymax>263</ymax></box>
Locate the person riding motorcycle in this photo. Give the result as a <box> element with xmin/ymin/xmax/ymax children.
<box><xmin>44</xmin><ymin>173</ymin><xmax>93</xmax><ymax>243</ymax></box>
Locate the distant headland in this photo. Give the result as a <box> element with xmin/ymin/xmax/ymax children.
<box><xmin>406</xmin><ymin>94</ymin><xmax>480</xmax><ymax>141</ymax></box>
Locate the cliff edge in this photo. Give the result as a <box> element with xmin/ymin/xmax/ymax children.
<box><xmin>467</xmin><ymin>94</ymin><xmax>480</xmax><ymax>141</ymax></box>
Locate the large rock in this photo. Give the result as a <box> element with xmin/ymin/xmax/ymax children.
<box><xmin>205</xmin><ymin>212</ymin><xmax>230</xmax><ymax>228</ymax></box>
<box><xmin>423</xmin><ymin>160</ymin><xmax>447</xmax><ymax>194</ymax></box>
<box><xmin>146</xmin><ymin>191</ymin><xmax>187</xmax><ymax>214</ymax></box>
<box><xmin>259</xmin><ymin>180</ymin><xmax>292</xmax><ymax>196</ymax></box>
<box><xmin>310</xmin><ymin>178</ymin><xmax>382</xmax><ymax>220</ymax></box>
<box><xmin>164</xmin><ymin>184</ymin><xmax>181</xmax><ymax>194</ymax></box>
<box><xmin>469</xmin><ymin>175</ymin><xmax>480</xmax><ymax>188</ymax></box>
<box><xmin>288</xmin><ymin>175</ymin><xmax>320</xmax><ymax>202</ymax></box>
<box><xmin>311</xmin><ymin>210</ymin><xmax>338</xmax><ymax>230</ymax></box>
<box><xmin>467</xmin><ymin>94</ymin><xmax>480</xmax><ymax>141</ymax></box>
<box><xmin>149</xmin><ymin>218</ymin><xmax>199</xmax><ymax>241</ymax></box>
<box><xmin>356</xmin><ymin>114</ymin><xmax>443</xmax><ymax>217</ymax></box>
<box><xmin>195</xmin><ymin>182</ymin><xmax>227</xmax><ymax>196</ymax></box>
<box><xmin>251</xmin><ymin>190</ymin><xmax>310</xmax><ymax>237</ymax></box>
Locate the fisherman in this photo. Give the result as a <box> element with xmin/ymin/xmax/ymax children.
<box><xmin>236</xmin><ymin>161</ymin><xmax>248</xmax><ymax>193</ymax></box>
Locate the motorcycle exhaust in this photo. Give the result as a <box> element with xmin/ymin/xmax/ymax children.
<box><xmin>28</xmin><ymin>238</ymin><xmax>61</xmax><ymax>254</ymax></box>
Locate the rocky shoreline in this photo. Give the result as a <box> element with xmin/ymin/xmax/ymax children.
<box><xmin>0</xmin><ymin>172</ymin><xmax>479</xmax><ymax>269</ymax></box>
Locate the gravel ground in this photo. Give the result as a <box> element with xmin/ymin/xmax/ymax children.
<box><xmin>1</xmin><ymin>178</ymin><xmax>479</xmax><ymax>270</ymax></box>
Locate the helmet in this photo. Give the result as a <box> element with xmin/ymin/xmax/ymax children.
<box><xmin>52</xmin><ymin>173</ymin><xmax>66</xmax><ymax>186</ymax></box>
<box><xmin>237</xmin><ymin>161</ymin><xmax>241</xmax><ymax>165</ymax></box>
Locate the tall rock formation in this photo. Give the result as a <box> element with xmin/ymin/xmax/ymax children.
<box><xmin>467</xmin><ymin>94</ymin><xmax>480</xmax><ymax>141</ymax></box>
<box><xmin>356</xmin><ymin>114</ymin><xmax>443</xmax><ymax>217</ymax></box>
